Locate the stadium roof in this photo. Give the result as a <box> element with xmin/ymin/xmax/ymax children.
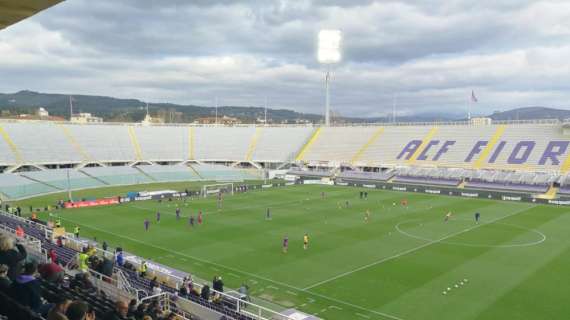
<box><xmin>0</xmin><ymin>0</ymin><xmax>63</xmax><ymax>30</ymax></box>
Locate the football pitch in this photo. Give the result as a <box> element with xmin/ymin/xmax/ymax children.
<box><xmin>25</xmin><ymin>183</ymin><xmax>570</xmax><ymax>320</ymax></box>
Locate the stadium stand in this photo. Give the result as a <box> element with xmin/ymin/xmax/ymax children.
<box><xmin>252</xmin><ymin>127</ymin><xmax>314</xmax><ymax>163</ymax></box>
<box><xmin>0</xmin><ymin>120</ymin><xmax>567</xmax><ymax>199</ymax></box>
<box><xmin>80</xmin><ymin>166</ymin><xmax>154</xmax><ymax>186</ymax></box>
<box><xmin>136</xmin><ymin>164</ymin><xmax>200</xmax><ymax>182</ymax></box>
<box><xmin>20</xmin><ymin>169</ymin><xmax>105</xmax><ymax>190</ymax></box>
<box><xmin>0</xmin><ymin>211</ymin><xmax>273</xmax><ymax>320</ymax></box>
<box><xmin>0</xmin><ymin>174</ymin><xmax>57</xmax><ymax>199</ymax></box>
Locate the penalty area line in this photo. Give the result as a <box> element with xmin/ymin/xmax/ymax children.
<box><xmin>302</xmin><ymin>205</ymin><xmax>535</xmax><ymax>290</ymax></box>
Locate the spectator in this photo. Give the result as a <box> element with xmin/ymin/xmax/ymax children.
<box><xmin>102</xmin><ymin>300</ymin><xmax>129</xmax><ymax>320</ymax></box>
<box><xmin>139</xmin><ymin>261</ymin><xmax>147</xmax><ymax>277</ymax></box>
<box><xmin>47</xmin><ymin>296</ymin><xmax>71</xmax><ymax>320</ymax></box>
<box><xmin>238</xmin><ymin>283</ymin><xmax>250</xmax><ymax>302</ymax></box>
<box><xmin>127</xmin><ymin>299</ymin><xmax>137</xmax><ymax>318</ymax></box>
<box><xmin>56</xmin><ymin>236</ymin><xmax>64</xmax><ymax>247</ymax></box>
<box><xmin>70</xmin><ymin>272</ymin><xmax>94</xmax><ymax>291</ymax></box>
<box><xmin>48</xmin><ymin>248</ymin><xmax>58</xmax><ymax>264</ymax></box>
<box><xmin>115</xmin><ymin>251</ymin><xmax>124</xmax><ymax>266</ymax></box>
<box><xmin>15</xmin><ymin>225</ymin><xmax>24</xmax><ymax>238</ymax></box>
<box><xmin>66</xmin><ymin>300</ymin><xmax>94</xmax><ymax>320</ymax></box>
<box><xmin>0</xmin><ymin>264</ymin><xmax>11</xmax><ymax>292</ymax></box>
<box><xmin>146</xmin><ymin>300</ymin><xmax>162</xmax><ymax>319</ymax></box>
<box><xmin>38</xmin><ymin>261</ymin><xmax>65</xmax><ymax>283</ymax></box>
<box><xmin>133</xmin><ymin>303</ymin><xmax>147</xmax><ymax>320</ymax></box>
<box><xmin>149</xmin><ymin>276</ymin><xmax>158</xmax><ymax>289</ymax></box>
<box><xmin>77</xmin><ymin>247</ymin><xmax>89</xmax><ymax>273</ymax></box>
<box><xmin>163</xmin><ymin>313</ymin><xmax>177</xmax><ymax>320</ymax></box>
<box><xmin>178</xmin><ymin>284</ymin><xmax>188</xmax><ymax>297</ymax></box>
<box><xmin>0</xmin><ymin>233</ymin><xmax>27</xmax><ymax>280</ymax></box>
<box><xmin>100</xmin><ymin>256</ymin><xmax>114</xmax><ymax>279</ymax></box>
<box><xmin>86</xmin><ymin>245</ymin><xmax>96</xmax><ymax>257</ymax></box>
<box><xmin>152</xmin><ymin>283</ymin><xmax>162</xmax><ymax>295</ymax></box>
<box><xmin>200</xmin><ymin>285</ymin><xmax>211</xmax><ymax>300</ymax></box>
<box><xmin>213</xmin><ymin>276</ymin><xmax>224</xmax><ymax>292</ymax></box>
<box><xmin>10</xmin><ymin>261</ymin><xmax>43</xmax><ymax>312</ymax></box>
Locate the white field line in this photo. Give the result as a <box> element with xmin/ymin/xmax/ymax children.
<box><xmin>302</xmin><ymin>205</ymin><xmax>535</xmax><ymax>290</ymax></box>
<box><xmin>57</xmin><ymin>215</ymin><xmax>405</xmax><ymax>320</ymax></box>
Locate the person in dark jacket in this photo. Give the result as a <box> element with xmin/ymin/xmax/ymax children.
<box><xmin>47</xmin><ymin>296</ymin><xmax>71</xmax><ymax>320</ymax></box>
<box><xmin>0</xmin><ymin>234</ymin><xmax>27</xmax><ymax>280</ymax></box>
<box><xmin>102</xmin><ymin>300</ymin><xmax>129</xmax><ymax>320</ymax></box>
<box><xmin>66</xmin><ymin>300</ymin><xmax>93</xmax><ymax>320</ymax></box>
<box><xmin>11</xmin><ymin>261</ymin><xmax>42</xmax><ymax>312</ymax></box>
<box><xmin>0</xmin><ymin>264</ymin><xmax>11</xmax><ymax>292</ymax></box>
<box><xmin>100</xmin><ymin>256</ymin><xmax>114</xmax><ymax>278</ymax></box>
<box><xmin>213</xmin><ymin>275</ymin><xmax>224</xmax><ymax>292</ymax></box>
<box><xmin>201</xmin><ymin>284</ymin><xmax>211</xmax><ymax>300</ymax></box>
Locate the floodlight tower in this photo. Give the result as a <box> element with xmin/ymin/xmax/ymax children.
<box><xmin>318</xmin><ymin>29</ymin><xmax>342</xmax><ymax>126</ymax></box>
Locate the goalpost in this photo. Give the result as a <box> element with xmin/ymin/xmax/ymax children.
<box><xmin>201</xmin><ymin>183</ymin><xmax>234</xmax><ymax>198</ymax></box>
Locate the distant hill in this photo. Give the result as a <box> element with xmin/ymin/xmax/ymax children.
<box><xmin>488</xmin><ymin>107</ymin><xmax>570</xmax><ymax>121</ymax></box>
<box><xmin>0</xmin><ymin>90</ymin><xmax>323</xmax><ymax>123</ymax></box>
<box><xmin>1</xmin><ymin>90</ymin><xmax>569</xmax><ymax>123</ymax></box>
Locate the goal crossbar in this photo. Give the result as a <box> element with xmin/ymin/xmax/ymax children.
<box><xmin>201</xmin><ymin>183</ymin><xmax>234</xmax><ymax>198</ymax></box>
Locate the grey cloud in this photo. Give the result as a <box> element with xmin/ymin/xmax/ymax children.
<box><xmin>1</xmin><ymin>0</ymin><xmax>570</xmax><ymax>118</ymax></box>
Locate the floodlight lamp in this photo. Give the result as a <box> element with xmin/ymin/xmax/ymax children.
<box><xmin>318</xmin><ymin>29</ymin><xmax>342</xmax><ymax>64</ymax></box>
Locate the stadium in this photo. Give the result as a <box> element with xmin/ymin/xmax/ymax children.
<box><xmin>1</xmin><ymin>2</ymin><xmax>569</xmax><ymax>320</ymax></box>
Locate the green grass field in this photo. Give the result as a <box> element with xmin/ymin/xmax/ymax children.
<box><xmin>25</xmin><ymin>184</ymin><xmax>570</xmax><ymax>320</ymax></box>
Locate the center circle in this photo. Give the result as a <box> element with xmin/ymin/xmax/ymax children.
<box><xmin>395</xmin><ymin>219</ymin><xmax>546</xmax><ymax>248</ymax></box>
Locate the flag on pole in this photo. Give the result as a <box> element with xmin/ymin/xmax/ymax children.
<box><xmin>471</xmin><ymin>90</ymin><xmax>478</xmax><ymax>103</ymax></box>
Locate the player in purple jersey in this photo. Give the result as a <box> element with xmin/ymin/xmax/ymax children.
<box><xmin>176</xmin><ymin>207</ymin><xmax>181</xmax><ymax>220</ymax></box>
<box><xmin>156</xmin><ymin>211</ymin><xmax>161</xmax><ymax>223</ymax></box>
<box><xmin>144</xmin><ymin>219</ymin><xmax>150</xmax><ymax>231</ymax></box>
<box><xmin>282</xmin><ymin>235</ymin><xmax>289</xmax><ymax>253</ymax></box>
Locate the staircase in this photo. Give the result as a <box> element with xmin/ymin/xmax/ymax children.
<box><xmin>134</xmin><ymin>166</ymin><xmax>157</xmax><ymax>182</ymax></box>
<box><xmin>536</xmin><ymin>185</ymin><xmax>558</xmax><ymax>200</ymax></box>
<box><xmin>79</xmin><ymin>169</ymin><xmax>111</xmax><ymax>185</ymax></box>
<box><xmin>19</xmin><ymin>174</ymin><xmax>63</xmax><ymax>191</ymax></box>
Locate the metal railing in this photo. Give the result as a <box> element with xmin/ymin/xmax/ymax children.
<box><xmin>0</xmin><ymin>117</ymin><xmax>563</xmax><ymax>128</ymax></box>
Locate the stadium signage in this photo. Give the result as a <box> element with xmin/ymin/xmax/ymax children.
<box><xmin>284</xmin><ymin>174</ymin><xmax>298</xmax><ymax>181</ymax></box>
<box><xmin>65</xmin><ymin>198</ymin><xmax>119</xmax><ymax>209</ymax></box>
<box><xmin>548</xmin><ymin>200</ymin><xmax>570</xmax><ymax>205</ymax></box>
<box><xmin>363</xmin><ymin>184</ymin><xmax>376</xmax><ymax>188</ymax></box>
<box><xmin>393</xmin><ymin>186</ymin><xmax>407</xmax><ymax>191</ymax></box>
<box><xmin>303</xmin><ymin>180</ymin><xmax>334</xmax><ymax>185</ymax></box>
<box><xmin>461</xmin><ymin>192</ymin><xmax>479</xmax><ymax>197</ymax></box>
<box><xmin>262</xmin><ymin>184</ymin><xmax>273</xmax><ymax>188</ymax></box>
<box><xmin>335</xmin><ymin>182</ymin><xmax>348</xmax><ymax>186</ymax></box>
<box><xmin>501</xmin><ymin>195</ymin><xmax>522</xmax><ymax>201</ymax></box>
<box><xmin>123</xmin><ymin>254</ymin><xmax>187</xmax><ymax>278</ymax></box>
<box><xmin>397</xmin><ymin>139</ymin><xmax>569</xmax><ymax>167</ymax></box>
<box><xmin>425</xmin><ymin>189</ymin><xmax>441</xmax><ymax>194</ymax></box>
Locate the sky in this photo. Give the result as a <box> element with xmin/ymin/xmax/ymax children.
<box><xmin>1</xmin><ymin>0</ymin><xmax>570</xmax><ymax>118</ymax></box>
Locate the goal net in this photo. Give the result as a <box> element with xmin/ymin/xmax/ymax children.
<box><xmin>201</xmin><ymin>183</ymin><xmax>234</xmax><ymax>198</ymax></box>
